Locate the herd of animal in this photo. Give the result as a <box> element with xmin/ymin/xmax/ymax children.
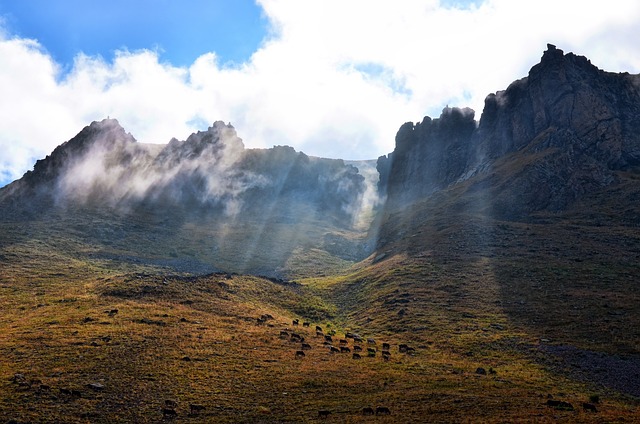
<box><xmin>162</xmin><ymin>399</ymin><xmax>205</xmax><ymax>418</ymax></box>
<box><xmin>7</xmin><ymin>306</ymin><xmax>603</xmax><ymax>420</ymax></box>
<box><xmin>259</xmin><ymin>314</ymin><xmax>421</xmax><ymax>417</ymax></box>
<box><xmin>278</xmin><ymin>317</ymin><xmax>414</xmax><ymax>366</ymax></box>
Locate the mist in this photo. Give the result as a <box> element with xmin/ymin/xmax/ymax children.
<box><xmin>14</xmin><ymin>118</ymin><xmax>383</xmax><ymax>277</ymax></box>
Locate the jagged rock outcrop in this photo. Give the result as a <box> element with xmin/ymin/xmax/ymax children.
<box><xmin>379</xmin><ymin>44</ymin><xmax>640</xmax><ymax>219</ymax></box>
<box><xmin>477</xmin><ymin>44</ymin><xmax>640</xmax><ymax>165</ymax></box>
<box><xmin>379</xmin><ymin>106</ymin><xmax>476</xmax><ymax>205</ymax></box>
<box><xmin>0</xmin><ymin>119</ymin><xmax>146</xmax><ymax>210</ymax></box>
<box><xmin>24</xmin><ymin>119</ymin><xmax>140</xmax><ymax>188</ymax></box>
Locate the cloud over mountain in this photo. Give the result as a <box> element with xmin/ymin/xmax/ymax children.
<box><xmin>1</xmin><ymin>0</ymin><xmax>640</xmax><ymax>186</ymax></box>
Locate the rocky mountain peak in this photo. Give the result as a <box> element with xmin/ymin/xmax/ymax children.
<box><xmin>157</xmin><ymin>121</ymin><xmax>245</xmax><ymax>166</ymax></box>
<box><xmin>19</xmin><ymin>118</ymin><xmax>136</xmax><ymax>188</ymax></box>
<box><xmin>380</xmin><ymin>44</ymin><xmax>640</xmax><ymax>219</ymax></box>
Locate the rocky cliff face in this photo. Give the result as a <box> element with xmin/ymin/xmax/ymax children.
<box><xmin>379</xmin><ymin>44</ymin><xmax>640</xmax><ymax>219</ymax></box>
<box><xmin>377</xmin><ymin>106</ymin><xmax>476</xmax><ymax>204</ymax></box>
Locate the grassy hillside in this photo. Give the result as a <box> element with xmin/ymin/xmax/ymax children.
<box><xmin>1</xmin><ymin>212</ymin><xmax>639</xmax><ymax>422</ymax></box>
<box><xmin>0</xmin><ymin>200</ymin><xmax>368</xmax><ymax>280</ymax></box>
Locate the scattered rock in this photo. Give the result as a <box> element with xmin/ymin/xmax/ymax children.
<box><xmin>87</xmin><ymin>382</ymin><xmax>104</xmax><ymax>391</ymax></box>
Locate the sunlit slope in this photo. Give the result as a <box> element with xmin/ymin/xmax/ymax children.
<box><xmin>303</xmin><ymin>164</ymin><xmax>640</xmax><ymax>411</ymax></box>
<box><xmin>1</xmin><ymin>246</ymin><xmax>638</xmax><ymax>423</ymax></box>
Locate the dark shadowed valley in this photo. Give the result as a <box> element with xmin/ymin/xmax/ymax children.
<box><xmin>1</xmin><ymin>45</ymin><xmax>639</xmax><ymax>422</ymax></box>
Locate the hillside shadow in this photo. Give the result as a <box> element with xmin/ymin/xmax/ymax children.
<box><xmin>375</xmin><ymin>184</ymin><xmax>640</xmax><ymax>398</ymax></box>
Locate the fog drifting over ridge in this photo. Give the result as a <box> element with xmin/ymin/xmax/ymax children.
<box><xmin>0</xmin><ymin>117</ymin><xmax>381</xmax><ymax>277</ymax></box>
<box><xmin>1</xmin><ymin>0</ymin><xmax>640</xmax><ymax>187</ymax></box>
<box><xmin>39</xmin><ymin>119</ymin><xmax>378</xmax><ymax>234</ymax></box>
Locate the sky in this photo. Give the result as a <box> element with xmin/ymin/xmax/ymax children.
<box><xmin>1</xmin><ymin>0</ymin><xmax>639</xmax><ymax>187</ymax></box>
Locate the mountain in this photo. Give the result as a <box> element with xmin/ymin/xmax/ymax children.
<box><xmin>360</xmin><ymin>44</ymin><xmax>640</xmax><ymax>391</ymax></box>
<box><xmin>379</xmin><ymin>44</ymin><xmax>640</xmax><ymax>221</ymax></box>
<box><xmin>1</xmin><ymin>45</ymin><xmax>640</xmax><ymax>422</ymax></box>
<box><xmin>0</xmin><ymin>119</ymin><xmax>376</xmax><ymax>278</ymax></box>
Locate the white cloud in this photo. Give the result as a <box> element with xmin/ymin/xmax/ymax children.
<box><xmin>1</xmin><ymin>0</ymin><xmax>640</xmax><ymax>186</ymax></box>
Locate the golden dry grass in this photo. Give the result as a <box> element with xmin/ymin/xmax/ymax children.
<box><xmin>1</xmin><ymin>244</ymin><xmax>638</xmax><ymax>423</ymax></box>
<box><xmin>1</xmin><ymin>169</ymin><xmax>640</xmax><ymax>422</ymax></box>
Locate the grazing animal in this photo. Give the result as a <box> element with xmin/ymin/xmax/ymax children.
<box><xmin>330</xmin><ymin>346</ymin><xmax>340</xmax><ymax>353</ymax></box>
<box><xmin>190</xmin><ymin>404</ymin><xmax>206</xmax><ymax>415</ymax></box>
<box><xmin>295</xmin><ymin>350</ymin><xmax>306</xmax><ymax>359</ymax></box>
<box><xmin>318</xmin><ymin>410</ymin><xmax>331</xmax><ymax>418</ymax></box>
<box><xmin>324</xmin><ymin>335</ymin><xmax>333</xmax><ymax>342</ymax></box>
<box><xmin>71</xmin><ymin>389</ymin><xmax>82</xmax><ymax>398</ymax></box>
<box><xmin>301</xmin><ymin>343</ymin><xmax>312</xmax><ymax>350</ymax></box>
<box><xmin>382</xmin><ymin>343</ymin><xmax>390</xmax><ymax>350</ymax></box>
<box><xmin>303</xmin><ymin>322</ymin><xmax>310</xmax><ymax>327</ymax></box>
<box><xmin>362</xmin><ymin>407</ymin><xmax>374</xmax><ymax>415</ymax></box>
<box><xmin>323</xmin><ymin>341</ymin><xmax>332</xmax><ymax>346</ymax></box>
<box><xmin>345</xmin><ymin>332</ymin><xmax>354</xmax><ymax>339</ymax></box>
<box><xmin>292</xmin><ymin>319</ymin><xmax>299</xmax><ymax>326</ymax></box>
<box><xmin>367</xmin><ymin>351</ymin><xmax>376</xmax><ymax>358</ymax></box>
<box><xmin>340</xmin><ymin>346</ymin><xmax>351</xmax><ymax>353</ymax></box>
<box><xmin>280</xmin><ymin>331</ymin><xmax>289</xmax><ymax>338</ymax></box>
<box><xmin>60</xmin><ymin>388</ymin><xmax>71</xmax><ymax>395</ymax></box>
<box><xmin>353</xmin><ymin>345</ymin><xmax>362</xmax><ymax>352</ymax></box>
<box><xmin>399</xmin><ymin>344</ymin><xmax>408</xmax><ymax>352</ymax></box>
<box><xmin>339</xmin><ymin>339</ymin><xmax>348</xmax><ymax>345</ymax></box>
<box><xmin>383</xmin><ymin>354</ymin><xmax>390</xmax><ymax>362</ymax></box>
<box><xmin>316</xmin><ymin>331</ymin><xmax>324</xmax><ymax>337</ymax></box>
<box><xmin>165</xmin><ymin>399</ymin><xmax>178</xmax><ymax>408</ymax></box>
<box><xmin>582</xmin><ymin>402</ymin><xmax>598</xmax><ymax>412</ymax></box>
<box><xmin>406</xmin><ymin>347</ymin><xmax>416</xmax><ymax>354</ymax></box>
<box><xmin>376</xmin><ymin>406</ymin><xmax>391</xmax><ymax>415</ymax></box>
<box><xmin>353</xmin><ymin>336</ymin><xmax>363</xmax><ymax>343</ymax></box>
<box><xmin>256</xmin><ymin>317</ymin><xmax>266</xmax><ymax>325</ymax></box>
<box><xmin>163</xmin><ymin>408</ymin><xmax>177</xmax><ymax>418</ymax></box>
<box><xmin>352</xmin><ymin>353</ymin><xmax>362</xmax><ymax>360</ymax></box>
<box><xmin>316</xmin><ymin>325</ymin><xmax>323</xmax><ymax>332</ymax></box>
<box><xmin>367</xmin><ymin>347</ymin><xmax>376</xmax><ymax>354</ymax></box>
<box><xmin>367</xmin><ymin>338</ymin><xmax>376</xmax><ymax>345</ymax></box>
<box><xmin>108</xmin><ymin>309</ymin><xmax>118</xmax><ymax>316</ymax></box>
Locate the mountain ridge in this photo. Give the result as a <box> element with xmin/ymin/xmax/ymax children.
<box><xmin>378</xmin><ymin>44</ymin><xmax>640</xmax><ymax>222</ymax></box>
<box><xmin>2</xmin><ymin>44</ymin><xmax>640</xmax><ymax>422</ymax></box>
<box><xmin>0</xmin><ymin>118</ymin><xmax>375</xmax><ymax>277</ymax></box>
<box><xmin>3</xmin><ymin>44</ymin><xmax>640</xmax><ymax>273</ymax></box>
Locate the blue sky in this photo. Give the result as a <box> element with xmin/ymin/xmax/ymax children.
<box><xmin>1</xmin><ymin>0</ymin><xmax>640</xmax><ymax>188</ymax></box>
<box><xmin>0</xmin><ymin>0</ymin><xmax>267</xmax><ymax>68</ymax></box>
